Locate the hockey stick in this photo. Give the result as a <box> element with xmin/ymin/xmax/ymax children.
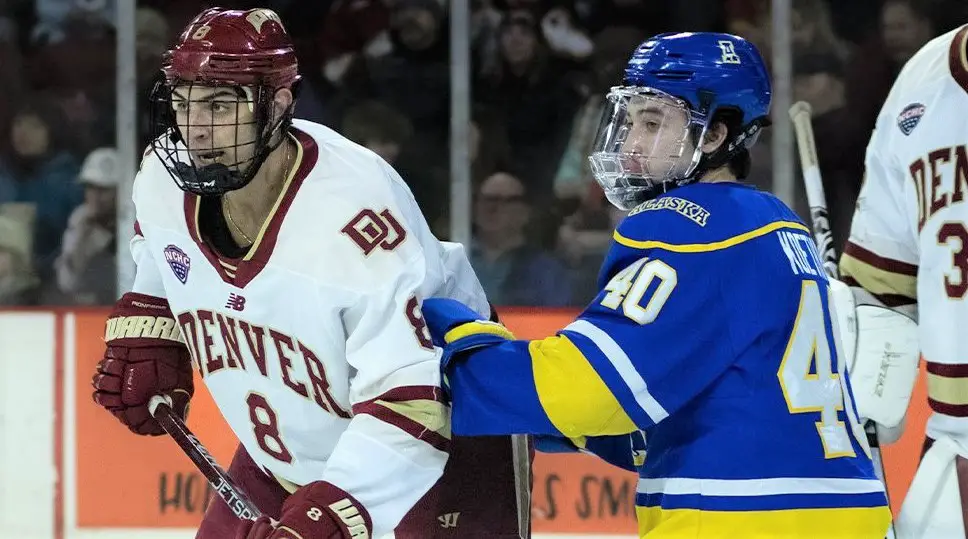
<box><xmin>148</xmin><ymin>394</ymin><xmax>262</xmax><ymax>521</ymax></box>
<box><xmin>510</xmin><ymin>434</ymin><xmax>532</xmax><ymax>538</ymax></box>
<box><xmin>789</xmin><ymin>101</ymin><xmax>897</xmax><ymax>539</ymax></box>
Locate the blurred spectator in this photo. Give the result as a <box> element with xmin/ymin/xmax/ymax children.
<box><xmin>0</xmin><ymin>210</ymin><xmax>39</xmax><ymax>305</ymax></box>
<box><xmin>845</xmin><ymin>0</ymin><xmax>935</xmax><ymax>143</ymax></box>
<box><xmin>428</xmin><ymin>105</ymin><xmax>514</xmax><ymax>240</ymax></box>
<box><xmin>53</xmin><ymin>147</ymin><xmax>118</xmax><ymax>305</ymax></box>
<box><xmin>26</xmin><ymin>12</ymin><xmax>117</xmax><ymax>154</ymax></box>
<box><xmin>342</xmin><ymin>99</ymin><xmax>413</xmax><ymax>166</ymax></box>
<box><xmin>31</xmin><ymin>0</ymin><xmax>116</xmax><ymax>45</ymax></box>
<box><xmin>0</xmin><ymin>100</ymin><xmax>82</xmax><ymax>278</ymax></box>
<box><xmin>791</xmin><ymin>0</ymin><xmax>852</xmax><ymax>65</ymax></box>
<box><xmin>793</xmin><ymin>53</ymin><xmax>859</xmax><ymax>253</ymax></box>
<box><xmin>538</xmin><ymin>5</ymin><xmax>593</xmax><ymax>62</ymax></box>
<box><xmin>318</xmin><ymin>0</ymin><xmax>391</xmax><ymax>86</ymax></box>
<box><xmin>471</xmin><ymin>171</ymin><xmax>571</xmax><ymax>306</ymax></box>
<box><xmin>573</xmin><ymin>0</ymin><xmax>670</xmax><ymax>35</ymax></box>
<box><xmin>553</xmin><ymin>25</ymin><xmax>644</xmax><ymax>201</ymax></box>
<box><xmin>475</xmin><ymin>9</ymin><xmax>582</xmax><ymax>199</ymax></box>
<box><xmin>557</xmin><ymin>185</ymin><xmax>626</xmax><ymax>300</ymax></box>
<box><xmin>135</xmin><ymin>7</ymin><xmax>171</xmax><ymax>147</ymax></box>
<box><xmin>726</xmin><ymin>1</ymin><xmax>772</xmax><ymax>69</ymax></box>
<box><xmin>880</xmin><ymin>0</ymin><xmax>936</xmax><ymax>68</ymax></box>
<box><xmin>345</xmin><ymin>0</ymin><xmax>453</xmax><ymax>229</ymax></box>
<box><xmin>469</xmin><ymin>104</ymin><xmax>513</xmax><ymax>187</ymax></box>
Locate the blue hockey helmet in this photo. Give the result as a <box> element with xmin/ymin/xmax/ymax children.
<box><xmin>588</xmin><ymin>32</ymin><xmax>772</xmax><ymax>210</ymax></box>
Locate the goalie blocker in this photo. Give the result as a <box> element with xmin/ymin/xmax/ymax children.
<box><xmin>828</xmin><ymin>278</ymin><xmax>919</xmax><ymax>445</ymax></box>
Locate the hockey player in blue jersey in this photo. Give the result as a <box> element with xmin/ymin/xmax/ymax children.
<box><xmin>420</xmin><ymin>32</ymin><xmax>892</xmax><ymax>538</ymax></box>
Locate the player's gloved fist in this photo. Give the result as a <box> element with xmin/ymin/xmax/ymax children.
<box><xmin>420</xmin><ymin>297</ymin><xmax>515</xmax><ymax>352</ymax></box>
<box><xmin>237</xmin><ymin>481</ymin><xmax>372</xmax><ymax>539</ymax></box>
<box><xmin>92</xmin><ymin>292</ymin><xmax>193</xmax><ymax>436</ymax></box>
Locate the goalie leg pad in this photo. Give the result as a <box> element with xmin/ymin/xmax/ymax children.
<box><xmin>896</xmin><ymin>436</ymin><xmax>968</xmax><ymax>539</ymax></box>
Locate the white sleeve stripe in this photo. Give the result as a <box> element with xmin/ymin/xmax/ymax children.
<box><xmin>563</xmin><ymin>319</ymin><xmax>669</xmax><ymax>423</ymax></box>
<box><xmin>637</xmin><ymin>476</ymin><xmax>885</xmax><ymax>497</ymax></box>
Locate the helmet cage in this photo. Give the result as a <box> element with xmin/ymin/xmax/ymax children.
<box><xmin>148</xmin><ymin>79</ymin><xmax>292</xmax><ymax>196</ymax></box>
<box><xmin>588</xmin><ymin>86</ymin><xmax>708</xmax><ymax>211</ymax></box>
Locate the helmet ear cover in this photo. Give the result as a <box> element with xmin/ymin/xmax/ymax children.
<box><xmin>684</xmin><ymin>89</ymin><xmax>770</xmax><ymax>181</ymax></box>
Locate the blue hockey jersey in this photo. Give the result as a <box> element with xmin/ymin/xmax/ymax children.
<box><xmin>440</xmin><ymin>182</ymin><xmax>892</xmax><ymax>538</ymax></box>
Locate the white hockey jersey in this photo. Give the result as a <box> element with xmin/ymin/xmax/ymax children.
<box><xmin>841</xmin><ymin>24</ymin><xmax>968</xmax><ymax>443</ymax></box>
<box><xmin>129</xmin><ymin>119</ymin><xmax>490</xmax><ymax>536</ymax></box>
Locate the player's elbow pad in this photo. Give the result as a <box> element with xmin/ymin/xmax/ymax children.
<box><xmin>830</xmin><ymin>278</ymin><xmax>919</xmax><ymax>438</ymax></box>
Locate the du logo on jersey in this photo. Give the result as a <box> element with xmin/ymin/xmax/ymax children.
<box><xmin>897</xmin><ymin>103</ymin><xmax>926</xmax><ymax>135</ymax></box>
<box><xmin>718</xmin><ymin>40</ymin><xmax>741</xmax><ymax>64</ymax></box>
<box><xmin>164</xmin><ymin>244</ymin><xmax>191</xmax><ymax>284</ymax></box>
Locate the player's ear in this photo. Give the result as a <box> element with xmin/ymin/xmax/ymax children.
<box><xmin>271</xmin><ymin>88</ymin><xmax>293</xmax><ymax>121</ymax></box>
<box><xmin>700</xmin><ymin>121</ymin><xmax>728</xmax><ymax>154</ymax></box>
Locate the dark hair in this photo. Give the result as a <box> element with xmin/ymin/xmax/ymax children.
<box><xmin>692</xmin><ymin>108</ymin><xmax>753</xmax><ymax>179</ymax></box>
<box><xmin>721</xmin><ymin>109</ymin><xmax>753</xmax><ymax>179</ymax></box>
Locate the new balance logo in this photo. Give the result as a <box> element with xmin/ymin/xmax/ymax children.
<box><xmin>438</xmin><ymin>512</ymin><xmax>460</xmax><ymax>528</ymax></box>
<box><xmin>225</xmin><ymin>293</ymin><xmax>246</xmax><ymax>311</ymax></box>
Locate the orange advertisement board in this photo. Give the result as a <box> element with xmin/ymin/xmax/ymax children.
<box><xmin>71</xmin><ymin>308</ymin><xmax>930</xmax><ymax>533</ymax></box>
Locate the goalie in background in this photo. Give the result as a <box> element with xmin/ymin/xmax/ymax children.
<box><xmin>420</xmin><ymin>32</ymin><xmax>892</xmax><ymax>538</ymax></box>
<box><xmin>838</xmin><ymin>21</ymin><xmax>968</xmax><ymax>539</ymax></box>
<box><xmin>89</xmin><ymin>7</ymin><xmax>529</xmax><ymax>539</ymax></box>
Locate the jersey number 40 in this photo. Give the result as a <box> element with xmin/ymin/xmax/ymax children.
<box><xmin>601</xmin><ymin>258</ymin><xmax>868</xmax><ymax>459</ymax></box>
<box><xmin>778</xmin><ymin>280</ymin><xmax>869</xmax><ymax>460</ymax></box>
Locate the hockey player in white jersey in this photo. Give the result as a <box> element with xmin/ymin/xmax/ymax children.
<box><xmin>838</xmin><ymin>22</ymin><xmax>968</xmax><ymax>539</ymax></box>
<box><xmin>90</xmin><ymin>7</ymin><xmax>529</xmax><ymax>539</ymax></box>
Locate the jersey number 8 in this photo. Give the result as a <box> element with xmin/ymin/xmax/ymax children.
<box><xmin>247</xmin><ymin>392</ymin><xmax>294</xmax><ymax>464</ymax></box>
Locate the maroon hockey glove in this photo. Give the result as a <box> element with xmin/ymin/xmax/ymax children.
<box><xmin>92</xmin><ymin>292</ymin><xmax>193</xmax><ymax>435</ymax></box>
<box><xmin>237</xmin><ymin>481</ymin><xmax>372</xmax><ymax>539</ymax></box>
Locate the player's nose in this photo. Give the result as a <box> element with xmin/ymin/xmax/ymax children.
<box><xmin>186</xmin><ymin>120</ymin><xmax>212</xmax><ymax>144</ymax></box>
<box><xmin>622</xmin><ymin>136</ymin><xmax>643</xmax><ymax>154</ymax></box>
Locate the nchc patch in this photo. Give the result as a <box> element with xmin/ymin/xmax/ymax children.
<box><xmin>164</xmin><ymin>244</ymin><xmax>191</xmax><ymax>284</ymax></box>
<box><xmin>897</xmin><ymin>103</ymin><xmax>926</xmax><ymax>136</ymax></box>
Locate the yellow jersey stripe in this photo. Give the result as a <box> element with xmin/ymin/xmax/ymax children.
<box><xmin>243</xmin><ymin>132</ymin><xmax>304</xmax><ymax>262</ymax></box>
<box><xmin>564</xmin><ymin>319</ymin><xmax>668</xmax><ymax>422</ymax></box>
<box><xmin>529</xmin><ymin>335</ymin><xmax>638</xmax><ymax>437</ymax></box>
<box><xmin>373</xmin><ymin>399</ymin><xmax>451</xmax><ymax>439</ymax></box>
<box><xmin>927</xmin><ymin>371</ymin><xmax>968</xmax><ymax>406</ymax></box>
<box><xmin>613</xmin><ymin>220</ymin><xmax>810</xmax><ymax>253</ymax></box>
<box><xmin>840</xmin><ymin>252</ymin><xmax>918</xmax><ymax>299</ymax></box>
<box><xmin>444</xmin><ymin>321</ymin><xmax>515</xmax><ymax>343</ymax></box>
<box><xmin>636</xmin><ymin>505</ymin><xmax>892</xmax><ymax>539</ymax></box>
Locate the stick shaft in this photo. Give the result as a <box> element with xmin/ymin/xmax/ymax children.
<box><xmin>789</xmin><ymin>101</ymin><xmax>839</xmax><ymax>278</ymax></box>
<box><xmin>788</xmin><ymin>102</ymin><xmax>896</xmax><ymax>539</ymax></box>
<box><xmin>149</xmin><ymin>395</ymin><xmax>262</xmax><ymax>520</ymax></box>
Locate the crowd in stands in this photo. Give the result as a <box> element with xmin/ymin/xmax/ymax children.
<box><xmin>0</xmin><ymin>0</ymin><xmax>965</xmax><ymax>307</ymax></box>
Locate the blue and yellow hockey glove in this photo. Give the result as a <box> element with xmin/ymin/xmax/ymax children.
<box><xmin>420</xmin><ymin>298</ymin><xmax>516</xmax><ymax>373</ymax></box>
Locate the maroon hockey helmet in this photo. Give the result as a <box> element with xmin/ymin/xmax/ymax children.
<box><xmin>163</xmin><ymin>7</ymin><xmax>301</xmax><ymax>89</ymax></box>
<box><xmin>149</xmin><ymin>8</ymin><xmax>301</xmax><ymax>196</ymax></box>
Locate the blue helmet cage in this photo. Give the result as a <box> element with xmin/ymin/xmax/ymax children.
<box><xmin>591</xmin><ymin>32</ymin><xmax>772</xmax><ymax>207</ymax></box>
